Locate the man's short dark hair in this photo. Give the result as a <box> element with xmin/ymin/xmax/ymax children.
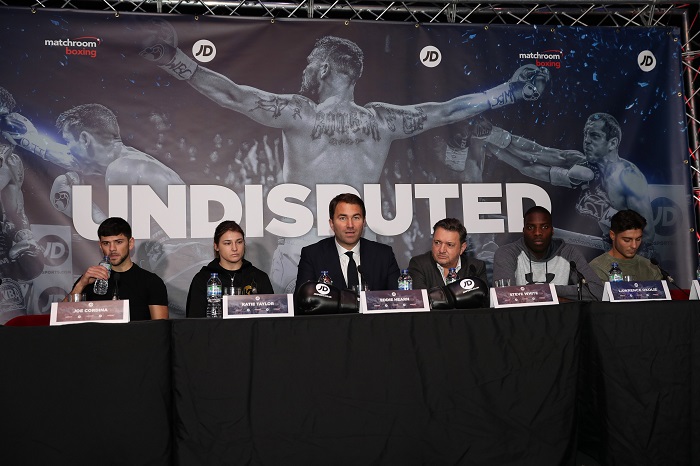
<box><xmin>433</xmin><ymin>218</ymin><xmax>467</xmax><ymax>244</ymax></box>
<box><xmin>610</xmin><ymin>209</ymin><xmax>647</xmax><ymax>234</ymax></box>
<box><xmin>97</xmin><ymin>217</ymin><xmax>132</xmax><ymax>239</ymax></box>
<box><xmin>314</xmin><ymin>36</ymin><xmax>364</xmax><ymax>83</ymax></box>
<box><xmin>0</xmin><ymin>86</ymin><xmax>16</xmax><ymax>113</ymax></box>
<box><xmin>587</xmin><ymin>112</ymin><xmax>622</xmax><ymax>146</ymax></box>
<box><xmin>329</xmin><ymin>193</ymin><xmax>366</xmax><ymax>219</ymax></box>
<box><xmin>524</xmin><ymin>205</ymin><xmax>552</xmax><ymax>222</ymax></box>
<box><xmin>56</xmin><ymin>103</ymin><xmax>121</xmax><ymax>142</ymax></box>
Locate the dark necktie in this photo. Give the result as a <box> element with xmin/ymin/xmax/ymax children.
<box><xmin>345</xmin><ymin>251</ymin><xmax>359</xmax><ymax>289</ymax></box>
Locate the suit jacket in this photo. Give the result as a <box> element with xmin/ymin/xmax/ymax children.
<box><xmin>408</xmin><ymin>251</ymin><xmax>488</xmax><ymax>290</ymax></box>
<box><xmin>296</xmin><ymin>237</ymin><xmax>401</xmax><ymax>291</ymax></box>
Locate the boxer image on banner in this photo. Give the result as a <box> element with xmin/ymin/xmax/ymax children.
<box><xmin>139</xmin><ymin>19</ymin><xmax>551</xmax><ymax>292</ymax></box>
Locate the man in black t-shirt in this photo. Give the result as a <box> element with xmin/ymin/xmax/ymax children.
<box><xmin>65</xmin><ymin>217</ymin><xmax>168</xmax><ymax>321</ymax></box>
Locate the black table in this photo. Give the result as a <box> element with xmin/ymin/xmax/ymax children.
<box><xmin>1</xmin><ymin>301</ymin><xmax>698</xmax><ymax>465</ymax></box>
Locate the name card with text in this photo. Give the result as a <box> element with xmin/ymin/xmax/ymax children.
<box><xmin>360</xmin><ymin>289</ymin><xmax>430</xmax><ymax>314</ymax></box>
<box><xmin>603</xmin><ymin>280</ymin><xmax>671</xmax><ymax>302</ymax></box>
<box><xmin>490</xmin><ymin>284</ymin><xmax>558</xmax><ymax>308</ymax></box>
<box><xmin>223</xmin><ymin>294</ymin><xmax>294</xmax><ymax>318</ymax></box>
<box><xmin>50</xmin><ymin>300</ymin><xmax>130</xmax><ymax>325</ymax></box>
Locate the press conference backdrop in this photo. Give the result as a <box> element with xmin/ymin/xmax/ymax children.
<box><xmin>0</xmin><ymin>8</ymin><xmax>693</xmax><ymax>320</ymax></box>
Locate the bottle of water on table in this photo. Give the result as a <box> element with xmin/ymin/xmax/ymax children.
<box><xmin>446</xmin><ymin>268</ymin><xmax>458</xmax><ymax>284</ymax></box>
<box><xmin>318</xmin><ymin>270</ymin><xmax>333</xmax><ymax>285</ymax></box>
<box><xmin>398</xmin><ymin>269</ymin><xmax>413</xmax><ymax>290</ymax></box>
<box><xmin>93</xmin><ymin>255</ymin><xmax>111</xmax><ymax>295</ymax></box>
<box><xmin>206</xmin><ymin>272</ymin><xmax>223</xmax><ymax>318</ymax></box>
<box><xmin>608</xmin><ymin>262</ymin><xmax>623</xmax><ymax>282</ymax></box>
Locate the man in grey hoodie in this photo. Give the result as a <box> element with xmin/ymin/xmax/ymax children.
<box><xmin>492</xmin><ymin>206</ymin><xmax>603</xmax><ymax>301</ymax></box>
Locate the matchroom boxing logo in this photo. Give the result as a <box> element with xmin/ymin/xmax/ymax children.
<box><xmin>518</xmin><ymin>50</ymin><xmax>563</xmax><ymax>69</ymax></box>
<box><xmin>44</xmin><ymin>36</ymin><xmax>101</xmax><ymax>58</ymax></box>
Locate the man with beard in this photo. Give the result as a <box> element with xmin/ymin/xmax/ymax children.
<box><xmin>141</xmin><ymin>28</ymin><xmax>550</xmax><ymax>292</ymax></box>
<box><xmin>65</xmin><ymin>217</ymin><xmax>168</xmax><ymax>320</ymax></box>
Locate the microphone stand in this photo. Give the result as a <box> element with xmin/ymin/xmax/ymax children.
<box><xmin>356</xmin><ymin>265</ymin><xmax>367</xmax><ymax>293</ymax></box>
<box><xmin>112</xmin><ymin>272</ymin><xmax>120</xmax><ymax>300</ymax></box>
<box><xmin>570</xmin><ymin>261</ymin><xmax>590</xmax><ymax>301</ymax></box>
<box><xmin>651</xmin><ymin>258</ymin><xmax>690</xmax><ymax>298</ymax></box>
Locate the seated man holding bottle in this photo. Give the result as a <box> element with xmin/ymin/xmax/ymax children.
<box><xmin>65</xmin><ymin>217</ymin><xmax>169</xmax><ymax>320</ymax></box>
<box><xmin>296</xmin><ymin>193</ymin><xmax>400</xmax><ymax>291</ymax></box>
<box><xmin>408</xmin><ymin>218</ymin><xmax>488</xmax><ymax>290</ymax></box>
<box><xmin>588</xmin><ymin>209</ymin><xmax>662</xmax><ymax>282</ymax></box>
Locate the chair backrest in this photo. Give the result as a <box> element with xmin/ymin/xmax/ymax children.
<box><xmin>669</xmin><ymin>289</ymin><xmax>690</xmax><ymax>301</ymax></box>
<box><xmin>4</xmin><ymin>314</ymin><xmax>51</xmax><ymax>326</ymax></box>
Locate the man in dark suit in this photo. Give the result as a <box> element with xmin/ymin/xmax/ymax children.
<box><xmin>296</xmin><ymin>193</ymin><xmax>400</xmax><ymax>291</ymax></box>
<box><xmin>408</xmin><ymin>218</ymin><xmax>488</xmax><ymax>290</ymax></box>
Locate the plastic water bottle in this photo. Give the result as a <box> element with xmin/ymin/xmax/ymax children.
<box><xmin>93</xmin><ymin>255</ymin><xmax>111</xmax><ymax>295</ymax></box>
<box><xmin>318</xmin><ymin>270</ymin><xmax>333</xmax><ymax>285</ymax></box>
<box><xmin>398</xmin><ymin>269</ymin><xmax>413</xmax><ymax>290</ymax></box>
<box><xmin>446</xmin><ymin>268</ymin><xmax>458</xmax><ymax>284</ymax></box>
<box><xmin>206</xmin><ymin>272</ymin><xmax>223</xmax><ymax>318</ymax></box>
<box><xmin>608</xmin><ymin>262</ymin><xmax>623</xmax><ymax>282</ymax></box>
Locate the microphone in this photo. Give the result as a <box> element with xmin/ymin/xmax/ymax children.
<box><xmin>357</xmin><ymin>265</ymin><xmax>367</xmax><ymax>292</ymax></box>
<box><xmin>570</xmin><ymin>261</ymin><xmax>585</xmax><ymax>301</ymax></box>
<box><xmin>569</xmin><ymin>261</ymin><xmax>586</xmax><ymax>285</ymax></box>
<box><xmin>112</xmin><ymin>272</ymin><xmax>120</xmax><ymax>300</ymax></box>
<box><xmin>650</xmin><ymin>258</ymin><xmax>689</xmax><ymax>296</ymax></box>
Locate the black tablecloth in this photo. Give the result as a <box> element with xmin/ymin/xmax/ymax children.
<box><xmin>171</xmin><ymin>305</ymin><xmax>580</xmax><ymax>465</ymax></box>
<box><xmin>0</xmin><ymin>320</ymin><xmax>171</xmax><ymax>465</ymax></box>
<box><xmin>1</xmin><ymin>302</ymin><xmax>698</xmax><ymax>465</ymax></box>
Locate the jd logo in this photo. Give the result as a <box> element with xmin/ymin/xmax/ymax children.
<box><xmin>192</xmin><ymin>39</ymin><xmax>216</xmax><ymax>63</ymax></box>
<box><xmin>420</xmin><ymin>46</ymin><xmax>442</xmax><ymax>68</ymax></box>
<box><xmin>637</xmin><ymin>50</ymin><xmax>656</xmax><ymax>72</ymax></box>
<box><xmin>38</xmin><ymin>234</ymin><xmax>69</xmax><ymax>267</ymax></box>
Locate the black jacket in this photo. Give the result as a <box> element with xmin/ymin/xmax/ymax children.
<box><xmin>186</xmin><ymin>258</ymin><xmax>274</xmax><ymax>318</ymax></box>
<box><xmin>408</xmin><ymin>251</ymin><xmax>488</xmax><ymax>290</ymax></box>
<box><xmin>296</xmin><ymin>237</ymin><xmax>400</xmax><ymax>292</ymax></box>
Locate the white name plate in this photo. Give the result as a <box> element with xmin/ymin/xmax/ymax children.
<box><xmin>603</xmin><ymin>280</ymin><xmax>671</xmax><ymax>302</ymax></box>
<box><xmin>490</xmin><ymin>284</ymin><xmax>558</xmax><ymax>308</ymax></box>
<box><xmin>360</xmin><ymin>289</ymin><xmax>430</xmax><ymax>314</ymax></box>
<box><xmin>50</xmin><ymin>299</ymin><xmax>130</xmax><ymax>325</ymax></box>
<box><xmin>223</xmin><ymin>294</ymin><xmax>294</xmax><ymax>318</ymax></box>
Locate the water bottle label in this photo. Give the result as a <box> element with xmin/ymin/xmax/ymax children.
<box><xmin>398</xmin><ymin>281</ymin><xmax>411</xmax><ymax>291</ymax></box>
<box><xmin>208</xmin><ymin>285</ymin><xmax>222</xmax><ymax>297</ymax></box>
